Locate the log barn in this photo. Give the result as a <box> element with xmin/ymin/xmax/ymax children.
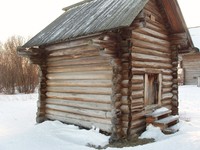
<box><xmin>18</xmin><ymin>0</ymin><xmax>194</xmax><ymax>141</ymax></box>
<box><xmin>181</xmin><ymin>52</ymin><xmax>200</xmax><ymax>85</ymax></box>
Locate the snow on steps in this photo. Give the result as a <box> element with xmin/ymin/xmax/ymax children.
<box><xmin>145</xmin><ymin>108</ymin><xmax>179</xmax><ymax>134</ymax></box>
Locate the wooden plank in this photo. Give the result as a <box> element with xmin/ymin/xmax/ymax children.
<box><xmin>46</xmin><ymin>98</ymin><xmax>111</xmax><ymax>111</ymax></box>
<box><xmin>47</xmin><ymin>79</ymin><xmax>112</xmax><ymax>87</ymax></box>
<box><xmin>47</xmin><ymin>86</ymin><xmax>112</xmax><ymax>95</ymax></box>
<box><xmin>46</xmin><ymin>92</ymin><xmax>111</xmax><ymax>104</ymax></box>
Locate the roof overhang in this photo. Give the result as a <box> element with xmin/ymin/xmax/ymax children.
<box><xmin>160</xmin><ymin>0</ymin><xmax>194</xmax><ymax>51</ymax></box>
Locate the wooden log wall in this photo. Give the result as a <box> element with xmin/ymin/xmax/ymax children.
<box><xmin>182</xmin><ymin>54</ymin><xmax>200</xmax><ymax>85</ymax></box>
<box><xmin>92</xmin><ymin>33</ymin><xmax>125</xmax><ymax>142</ymax></box>
<box><xmin>44</xmin><ymin>36</ymin><xmax>113</xmax><ymax>133</ymax></box>
<box><xmin>129</xmin><ymin>0</ymin><xmax>173</xmax><ymax>136</ymax></box>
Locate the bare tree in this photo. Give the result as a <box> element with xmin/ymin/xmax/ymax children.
<box><xmin>0</xmin><ymin>36</ymin><xmax>39</xmax><ymax>94</ymax></box>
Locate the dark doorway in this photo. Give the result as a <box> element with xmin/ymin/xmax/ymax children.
<box><xmin>146</xmin><ymin>74</ymin><xmax>159</xmax><ymax>105</ymax></box>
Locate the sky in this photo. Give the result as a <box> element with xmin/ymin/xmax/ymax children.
<box><xmin>0</xmin><ymin>0</ymin><xmax>200</xmax><ymax>46</ymax></box>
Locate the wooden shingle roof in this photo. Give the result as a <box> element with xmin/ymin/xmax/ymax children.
<box><xmin>23</xmin><ymin>0</ymin><xmax>148</xmax><ymax>48</ymax></box>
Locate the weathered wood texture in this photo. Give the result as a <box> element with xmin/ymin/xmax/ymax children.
<box><xmin>182</xmin><ymin>53</ymin><xmax>200</xmax><ymax>85</ymax></box>
<box><xmin>129</xmin><ymin>0</ymin><xmax>174</xmax><ymax>136</ymax></box>
<box><xmin>45</xmin><ymin>36</ymin><xmax>113</xmax><ymax>132</ymax></box>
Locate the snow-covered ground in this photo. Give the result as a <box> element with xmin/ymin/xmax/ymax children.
<box><xmin>0</xmin><ymin>85</ymin><xmax>200</xmax><ymax>150</ymax></box>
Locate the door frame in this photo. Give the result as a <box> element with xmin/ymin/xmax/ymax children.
<box><xmin>144</xmin><ymin>72</ymin><xmax>162</xmax><ymax>110</ymax></box>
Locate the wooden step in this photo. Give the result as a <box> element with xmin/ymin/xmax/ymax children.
<box><xmin>146</xmin><ymin>109</ymin><xmax>172</xmax><ymax>123</ymax></box>
<box><xmin>163</xmin><ymin>124</ymin><xmax>179</xmax><ymax>134</ymax></box>
<box><xmin>152</xmin><ymin>115</ymin><xmax>179</xmax><ymax>130</ymax></box>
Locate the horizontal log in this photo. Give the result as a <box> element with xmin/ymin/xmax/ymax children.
<box><xmin>162</xmin><ymin>81</ymin><xmax>173</xmax><ymax>88</ymax></box>
<box><xmin>121</xmin><ymin>105</ymin><xmax>130</xmax><ymax>114</ymax></box>
<box><xmin>132</xmin><ymin>46</ymin><xmax>171</xmax><ymax>58</ymax></box>
<box><xmin>144</xmin><ymin>2</ymin><xmax>163</xmax><ymax>18</ymax></box>
<box><xmin>161</xmin><ymin>99</ymin><xmax>172</xmax><ymax>105</ymax></box>
<box><xmin>48</xmin><ymin>45</ymin><xmax>98</xmax><ymax>57</ymax></box>
<box><xmin>46</xmin><ymin>104</ymin><xmax>112</xmax><ymax>119</ymax></box>
<box><xmin>145</xmin><ymin>18</ymin><xmax>168</xmax><ymax>32</ymax></box>
<box><xmin>163</xmin><ymin>87</ymin><xmax>172</xmax><ymax>93</ymax></box>
<box><xmin>46</xmin><ymin>98</ymin><xmax>111</xmax><ymax>111</ymax></box>
<box><xmin>46</xmin><ymin>92</ymin><xmax>111</xmax><ymax>104</ymax></box>
<box><xmin>47</xmin><ymin>56</ymin><xmax>110</xmax><ymax>67</ymax></box>
<box><xmin>129</xmin><ymin>125</ymin><xmax>146</xmax><ymax>136</ymax></box>
<box><xmin>132</xmin><ymin>61</ymin><xmax>172</xmax><ymax>69</ymax></box>
<box><xmin>132</xmin><ymin>98</ymin><xmax>144</xmax><ymax>103</ymax></box>
<box><xmin>47</xmin><ymin>86</ymin><xmax>112</xmax><ymax>95</ymax></box>
<box><xmin>121</xmin><ymin>88</ymin><xmax>128</xmax><ymax>96</ymax></box>
<box><xmin>46</xmin><ymin>114</ymin><xmax>112</xmax><ymax>132</ymax></box>
<box><xmin>46</xmin><ymin>109</ymin><xmax>111</xmax><ymax>125</ymax></box>
<box><xmin>131</xmin><ymin>111</ymin><xmax>145</xmax><ymax>120</ymax></box>
<box><xmin>121</xmin><ymin>80</ymin><xmax>129</xmax><ymax>88</ymax></box>
<box><xmin>132</xmin><ymin>90</ymin><xmax>144</xmax><ymax>98</ymax></box>
<box><xmin>132</xmin><ymin>83</ymin><xmax>144</xmax><ymax>91</ymax></box>
<box><xmin>132</xmin><ymin>53</ymin><xmax>171</xmax><ymax>63</ymax></box>
<box><xmin>47</xmin><ymin>64</ymin><xmax>112</xmax><ymax>73</ymax></box>
<box><xmin>162</xmin><ymin>93</ymin><xmax>173</xmax><ymax>100</ymax></box>
<box><xmin>132</xmin><ymin>75</ymin><xmax>145</xmax><ymax>81</ymax></box>
<box><xmin>47</xmin><ymin>71</ymin><xmax>112</xmax><ymax>80</ymax></box>
<box><xmin>132</xmin><ymin>39</ymin><xmax>170</xmax><ymax>54</ymax></box>
<box><xmin>132</xmin><ymin>68</ymin><xmax>172</xmax><ymax>75</ymax></box>
<box><xmin>131</xmin><ymin>118</ymin><xmax>146</xmax><ymax>128</ymax></box>
<box><xmin>134</xmin><ymin>27</ymin><xmax>168</xmax><ymax>40</ymax></box>
<box><xmin>163</xmin><ymin>75</ymin><xmax>173</xmax><ymax>81</ymax></box>
<box><xmin>145</xmin><ymin>20</ymin><xmax>168</xmax><ymax>33</ymax></box>
<box><xmin>132</xmin><ymin>31</ymin><xmax>170</xmax><ymax>47</ymax></box>
<box><xmin>121</xmin><ymin>96</ymin><xmax>128</xmax><ymax>105</ymax></box>
<box><xmin>47</xmin><ymin>79</ymin><xmax>112</xmax><ymax>87</ymax></box>
<box><xmin>45</xmin><ymin>34</ymin><xmax>101</xmax><ymax>51</ymax></box>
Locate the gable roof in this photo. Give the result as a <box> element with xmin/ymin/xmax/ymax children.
<box><xmin>23</xmin><ymin>0</ymin><xmax>194</xmax><ymax>50</ymax></box>
<box><xmin>23</xmin><ymin>0</ymin><xmax>148</xmax><ymax>48</ymax></box>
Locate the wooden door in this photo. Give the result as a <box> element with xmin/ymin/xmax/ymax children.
<box><xmin>144</xmin><ymin>73</ymin><xmax>162</xmax><ymax>108</ymax></box>
<box><xmin>147</xmin><ymin>74</ymin><xmax>158</xmax><ymax>105</ymax></box>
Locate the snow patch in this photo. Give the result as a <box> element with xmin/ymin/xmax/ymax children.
<box><xmin>139</xmin><ymin>124</ymin><xmax>166</xmax><ymax>141</ymax></box>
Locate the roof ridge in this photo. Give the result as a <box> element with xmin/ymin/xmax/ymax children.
<box><xmin>62</xmin><ymin>0</ymin><xmax>95</xmax><ymax>11</ymax></box>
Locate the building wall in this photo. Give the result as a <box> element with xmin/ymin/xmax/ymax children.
<box><xmin>44</xmin><ymin>37</ymin><xmax>113</xmax><ymax>132</ymax></box>
<box><xmin>182</xmin><ymin>53</ymin><xmax>200</xmax><ymax>85</ymax></box>
<box><xmin>129</xmin><ymin>0</ymin><xmax>173</xmax><ymax>136</ymax></box>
